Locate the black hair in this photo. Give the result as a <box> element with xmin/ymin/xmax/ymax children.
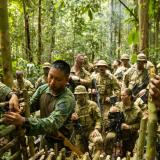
<box><xmin>52</xmin><ymin>60</ymin><xmax>70</xmax><ymax>77</ymax></box>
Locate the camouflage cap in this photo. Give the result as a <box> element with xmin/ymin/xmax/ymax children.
<box><xmin>96</xmin><ymin>60</ymin><xmax>107</xmax><ymax>67</ymax></box>
<box><xmin>137</xmin><ymin>53</ymin><xmax>147</xmax><ymax>62</ymax></box>
<box><xmin>121</xmin><ymin>54</ymin><xmax>129</xmax><ymax>60</ymax></box>
<box><xmin>74</xmin><ymin>85</ymin><xmax>88</xmax><ymax>94</ymax></box>
<box><xmin>42</xmin><ymin>62</ymin><xmax>51</xmax><ymax>68</ymax></box>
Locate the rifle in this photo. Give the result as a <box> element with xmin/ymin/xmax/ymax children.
<box><xmin>108</xmin><ymin>111</ymin><xmax>125</xmax><ymax>141</ymax></box>
<box><xmin>92</xmin><ymin>79</ymin><xmax>102</xmax><ymax>114</ymax></box>
<box><xmin>57</xmin><ymin>131</ymin><xmax>83</xmax><ymax>157</ymax></box>
<box><xmin>132</xmin><ymin>74</ymin><xmax>149</xmax><ymax>98</ymax></box>
<box><xmin>109</xmin><ymin>96</ymin><xmax>118</xmax><ymax>106</ymax></box>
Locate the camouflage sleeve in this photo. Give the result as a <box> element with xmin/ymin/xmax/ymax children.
<box><xmin>121</xmin><ymin>70</ymin><xmax>130</xmax><ymax>90</ymax></box>
<box><xmin>128</xmin><ymin>109</ymin><xmax>143</xmax><ymax>132</ymax></box>
<box><xmin>25</xmin><ymin>98</ymin><xmax>74</xmax><ymax>136</ymax></box>
<box><xmin>26</xmin><ymin>80</ymin><xmax>35</xmax><ymax>97</ymax></box>
<box><xmin>110</xmin><ymin>74</ymin><xmax>120</xmax><ymax>96</ymax></box>
<box><xmin>91</xmin><ymin>102</ymin><xmax>102</xmax><ymax>130</ymax></box>
<box><xmin>0</xmin><ymin>82</ymin><xmax>11</xmax><ymax>101</ymax></box>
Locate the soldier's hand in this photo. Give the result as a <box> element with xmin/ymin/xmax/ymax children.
<box><xmin>9</xmin><ymin>94</ymin><xmax>20</xmax><ymax>113</ymax></box>
<box><xmin>4</xmin><ymin>112</ymin><xmax>25</xmax><ymax>126</ymax></box>
<box><xmin>71</xmin><ymin>112</ymin><xmax>79</xmax><ymax>121</ymax></box>
<box><xmin>150</xmin><ymin>75</ymin><xmax>160</xmax><ymax>110</ymax></box>
<box><xmin>121</xmin><ymin>123</ymin><xmax>130</xmax><ymax>130</ymax></box>
<box><xmin>105</xmin><ymin>97</ymin><xmax>110</xmax><ymax>102</ymax></box>
<box><xmin>91</xmin><ymin>129</ymin><xmax>101</xmax><ymax>138</ymax></box>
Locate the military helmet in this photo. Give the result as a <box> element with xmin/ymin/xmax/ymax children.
<box><xmin>74</xmin><ymin>85</ymin><xmax>88</xmax><ymax>94</ymax></box>
<box><xmin>96</xmin><ymin>60</ymin><xmax>107</xmax><ymax>67</ymax></box>
<box><xmin>137</xmin><ymin>53</ymin><xmax>147</xmax><ymax>62</ymax></box>
<box><xmin>42</xmin><ymin>62</ymin><xmax>51</xmax><ymax>68</ymax></box>
<box><xmin>121</xmin><ymin>54</ymin><xmax>129</xmax><ymax>60</ymax></box>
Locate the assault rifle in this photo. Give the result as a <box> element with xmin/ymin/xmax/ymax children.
<box><xmin>110</xmin><ymin>96</ymin><xmax>118</xmax><ymax>106</ymax></box>
<box><xmin>132</xmin><ymin>74</ymin><xmax>149</xmax><ymax>98</ymax></box>
<box><xmin>108</xmin><ymin>111</ymin><xmax>125</xmax><ymax>141</ymax></box>
<box><xmin>92</xmin><ymin>78</ymin><xmax>102</xmax><ymax>114</ymax></box>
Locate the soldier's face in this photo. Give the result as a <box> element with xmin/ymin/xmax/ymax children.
<box><xmin>98</xmin><ymin>66</ymin><xmax>106</xmax><ymax>74</ymax></box>
<box><xmin>76</xmin><ymin>94</ymin><xmax>87</xmax><ymax>105</ymax></box>
<box><xmin>137</xmin><ymin>61</ymin><xmax>146</xmax><ymax>70</ymax></box>
<box><xmin>48</xmin><ymin>67</ymin><xmax>68</xmax><ymax>94</ymax></box>
<box><xmin>121</xmin><ymin>91</ymin><xmax>130</xmax><ymax>104</ymax></box>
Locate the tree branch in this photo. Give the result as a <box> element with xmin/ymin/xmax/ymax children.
<box><xmin>119</xmin><ymin>0</ymin><xmax>138</xmax><ymax>22</ymax></box>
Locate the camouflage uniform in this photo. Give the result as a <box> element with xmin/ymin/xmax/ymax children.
<box><xmin>0</xmin><ymin>82</ymin><xmax>12</xmax><ymax>117</ymax></box>
<box><xmin>157</xmin><ymin>63</ymin><xmax>160</xmax><ymax>75</ymax></box>
<box><xmin>73</xmin><ymin>85</ymin><xmax>102</xmax><ymax>153</ymax></box>
<box><xmin>70</xmin><ymin>66</ymin><xmax>91</xmax><ymax>91</ymax></box>
<box><xmin>0</xmin><ymin>82</ymin><xmax>11</xmax><ymax>102</ymax></box>
<box><xmin>104</xmin><ymin>102</ymin><xmax>142</xmax><ymax>156</ymax></box>
<box><xmin>13</xmin><ymin>78</ymin><xmax>34</xmax><ymax>97</ymax></box>
<box><xmin>24</xmin><ymin>84</ymin><xmax>75</xmax><ymax>148</ymax></box>
<box><xmin>122</xmin><ymin>53</ymin><xmax>149</xmax><ymax>92</ymax></box>
<box><xmin>114</xmin><ymin>54</ymin><xmax>131</xmax><ymax>82</ymax></box>
<box><xmin>35</xmin><ymin>62</ymin><xmax>51</xmax><ymax>89</ymax></box>
<box><xmin>94</xmin><ymin>60</ymin><xmax>120</xmax><ymax>115</ymax></box>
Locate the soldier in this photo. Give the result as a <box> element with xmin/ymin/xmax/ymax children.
<box><xmin>35</xmin><ymin>62</ymin><xmax>51</xmax><ymax>89</ymax></box>
<box><xmin>122</xmin><ymin>53</ymin><xmax>149</xmax><ymax>98</ymax></box>
<box><xmin>83</xmin><ymin>55</ymin><xmax>94</xmax><ymax>73</ymax></box>
<box><xmin>114</xmin><ymin>54</ymin><xmax>131</xmax><ymax>83</ymax></box>
<box><xmin>13</xmin><ymin>70</ymin><xmax>34</xmax><ymax>97</ymax></box>
<box><xmin>71</xmin><ymin>85</ymin><xmax>103</xmax><ymax>154</ymax></box>
<box><xmin>104</xmin><ymin>88</ymin><xmax>142</xmax><ymax>157</ymax></box>
<box><xmin>4</xmin><ymin>60</ymin><xmax>75</xmax><ymax>149</ymax></box>
<box><xmin>70</xmin><ymin>54</ymin><xmax>91</xmax><ymax>92</ymax></box>
<box><xmin>93</xmin><ymin>60</ymin><xmax>120</xmax><ymax>116</ymax></box>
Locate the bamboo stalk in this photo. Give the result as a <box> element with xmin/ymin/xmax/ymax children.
<box><xmin>135</xmin><ymin>115</ymin><xmax>148</xmax><ymax>160</ymax></box>
<box><xmin>146</xmin><ymin>97</ymin><xmax>158</xmax><ymax>160</ymax></box>
<box><xmin>0</xmin><ymin>138</ymin><xmax>18</xmax><ymax>156</ymax></box>
<box><xmin>29</xmin><ymin>149</ymin><xmax>44</xmax><ymax>160</ymax></box>
<box><xmin>46</xmin><ymin>151</ymin><xmax>55</xmax><ymax>160</ymax></box>
<box><xmin>23</xmin><ymin>89</ymin><xmax>35</xmax><ymax>156</ymax></box>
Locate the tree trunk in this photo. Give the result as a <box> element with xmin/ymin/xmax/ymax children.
<box><xmin>117</xmin><ymin>2</ymin><xmax>121</xmax><ymax>58</ymax></box>
<box><xmin>0</xmin><ymin>0</ymin><xmax>13</xmax><ymax>87</ymax></box>
<box><xmin>37</xmin><ymin>0</ymin><xmax>42</xmax><ymax>65</ymax></box>
<box><xmin>109</xmin><ymin>0</ymin><xmax>113</xmax><ymax>57</ymax></box>
<box><xmin>22</xmin><ymin>0</ymin><xmax>32</xmax><ymax>62</ymax></box>
<box><xmin>49</xmin><ymin>2</ymin><xmax>56</xmax><ymax>63</ymax></box>
<box><xmin>138</xmin><ymin>0</ymin><xmax>149</xmax><ymax>56</ymax></box>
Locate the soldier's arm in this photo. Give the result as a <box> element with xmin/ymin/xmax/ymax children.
<box><xmin>127</xmin><ymin>109</ymin><xmax>142</xmax><ymax>132</ymax></box>
<box><xmin>121</xmin><ymin>71</ymin><xmax>130</xmax><ymax>91</ymax></box>
<box><xmin>91</xmin><ymin>102</ymin><xmax>101</xmax><ymax>131</ymax></box>
<box><xmin>24</xmin><ymin>97</ymin><xmax>75</xmax><ymax>136</ymax></box>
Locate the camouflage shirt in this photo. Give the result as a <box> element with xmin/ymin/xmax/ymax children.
<box><xmin>94</xmin><ymin>72</ymin><xmax>120</xmax><ymax>104</ymax></box>
<box><xmin>25</xmin><ymin>84</ymin><xmax>75</xmax><ymax>136</ymax></box>
<box><xmin>35</xmin><ymin>75</ymin><xmax>48</xmax><ymax>89</ymax></box>
<box><xmin>0</xmin><ymin>82</ymin><xmax>11</xmax><ymax>102</ymax></box>
<box><xmin>13</xmin><ymin>78</ymin><xmax>34</xmax><ymax>96</ymax></box>
<box><xmin>75</xmin><ymin>100</ymin><xmax>101</xmax><ymax>131</ymax></box>
<box><xmin>122</xmin><ymin>65</ymin><xmax>149</xmax><ymax>91</ymax></box>
<box><xmin>116</xmin><ymin>102</ymin><xmax>142</xmax><ymax>132</ymax></box>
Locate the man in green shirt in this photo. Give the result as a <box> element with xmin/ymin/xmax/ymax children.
<box><xmin>4</xmin><ymin>60</ymin><xmax>75</xmax><ymax>148</ymax></box>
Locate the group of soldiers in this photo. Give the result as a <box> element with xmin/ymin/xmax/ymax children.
<box><xmin>0</xmin><ymin>53</ymin><xmax>160</xmax><ymax>159</ymax></box>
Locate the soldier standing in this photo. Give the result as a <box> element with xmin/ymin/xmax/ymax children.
<box><xmin>35</xmin><ymin>62</ymin><xmax>51</xmax><ymax>89</ymax></box>
<box><xmin>71</xmin><ymin>85</ymin><xmax>103</xmax><ymax>155</ymax></box>
<box><xmin>13</xmin><ymin>70</ymin><xmax>34</xmax><ymax>97</ymax></box>
<box><xmin>104</xmin><ymin>88</ymin><xmax>142</xmax><ymax>157</ymax></box>
<box><xmin>122</xmin><ymin>53</ymin><xmax>149</xmax><ymax>98</ymax></box>
<box><xmin>4</xmin><ymin>60</ymin><xmax>76</xmax><ymax>149</ymax></box>
<box><xmin>70</xmin><ymin>54</ymin><xmax>91</xmax><ymax>92</ymax></box>
<box><xmin>93</xmin><ymin>60</ymin><xmax>120</xmax><ymax>116</ymax></box>
<box><xmin>114</xmin><ymin>54</ymin><xmax>131</xmax><ymax>84</ymax></box>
